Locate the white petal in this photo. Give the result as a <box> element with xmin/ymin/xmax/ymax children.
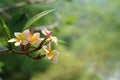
<box><xmin>23</xmin><ymin>29</ymin><xmax>31</xmax><ymax>40</ymax></box>
<box><xmin>41</xmin><ymin>28</ymin><xmax>50</xmax><ymax>35</ymax></box>
<box><xmin>23</xmin><ymin>29</ymin><xmax>30</xmax><ymax>35</ymax></box>
<box><xmin>14</xmin><ymin>42</ymin><xmax>21</xmax><ymax>46</ymax></box>
<box><xmin>32</xmin><ymin>33</ymin><xmax>40</xmax><ymax>39</ymax></box>
<box><xmin>14</xmin><ymin>32</ymin><xmax>22</xmax><ymax>37</ymax></box>
<box><xmin>51</xmin><ymin>36</ymin><xmax>58</xmax><ymax>45</ymax></box>
<box><xmin>50</xmin><ymin>59</ymin><xmax>58</xmax><ymax>64</ymax></box>
<box><xmin>40</xmin><ymin>38</ymin><xmax>44</xmax><ymax>41</ymax></box>
<box><xmin>53</xmin><ymin>50</ymin><xmax>59</xmax><ymax>56</ymax></box>
<box><xmin>22</xmin><ymin>40</ymin><xmax>28</xmax><ymax>45</ymax></box>
<box><xmin>43</xmin><ymin>46</ymin><xmax>49</xmax><ymax>53</ymax></box>
<box><xmin>48</xmin><ymin>42</ymin><xmax>52</xmax><ymax>50</ymax></box>
<box><xmin>8</xmin><ymin>38</ymin><xmax>17</xmax><ymax>42</ymax></box>
<box><xmin>33</xmin><ymin>39</ymin><xmax>41</xmax><ymax>44</ymax></box>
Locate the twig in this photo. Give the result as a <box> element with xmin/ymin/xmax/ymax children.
<box><xmin>0</xmin><ymin>0</ymin><xmax>56</xmax><ymax>14</ymax></box>
<box><xmin>26</xmin><ymin>53</ymin><xmax>46</xmax><ymax>60</ymax></box>
<box><xmin>0</xmin><ymin>2</ymin><xmax>27</xmax><ymax>14</ymax></box>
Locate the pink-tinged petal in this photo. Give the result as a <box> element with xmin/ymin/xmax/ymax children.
<box><xmin>43</xmin><ymin>46</ymin><xmax>49</xmax><ymax>53</ymax></box>
<box><xmin>33</xmin><ymin>39</ymin><xmax>41</xmax><ymax>44</ymax></box>
<box><xmin>45</xmin><ymin>51</ymin><xmax>58</xmax><ymax>64</ymax></box>
<box><xmin>22</xmin><ymin>40</ymin><xmax>28</xmax><ymax>45</ymax></box>
<box><xmin>14</xmin><ymin>32</ymin><xmax>22</xmax><ymax>37</ymax></box>
<box><xmin>32</xmin><ymin>33</ymin><xmax>40</xmax><ymax>39</ymax></box>
<box><xmin>46</xmin><ymin>54</ymin><xmax>51</xmax><ymax>60</ymax></box>
<box><xmin>51</xmin><ymin>36</ymin><xmax>58</xmax><ymax>45</ymax></box>
<box><xmin>23</xmin><ymin>29</ymin><xmax>30</xmax><ymax>34</ymax></box>
<box><xmin>8</xmin><ymin>38</ymin><xmax>17</xmax><ymax>42</ymax></box>
<box><xmin>50</xmin><ymin>59</ymin><xmax>58</xmax><ymax>64</ymax></box>
<box><xmin>30</xmin><ymin>33</ymin><xmax>40</xmax><ymax>44</ymax></box>
<box><xmin>53</xmin><ymin>50</ymin><xmax>59</xmax><ymax>56</ymax></box>
<box><xmin>23</xmin><ymin>29</ymin><xmax>31</xmax><ymax>37</ymax></box>
<box><xmin>41</xmin><ymin>28</ymin><xmax>51</xmax><ymax>35</ymax></box>
<box><xmin>40</xmin><ymin>38</ymin><xmax>44</xmax><ymax>41</ymax></box>
<box><xmin>14</xmin><ymin>42</ymin><xmax>21</xmax><ymax>46</ymax></box>
<box><xmin>23</xmin><ymin>29</ymin><xmax>31</xmax><ymax>40</ymax></box>
<box><xmin>36</xmin><ymin>40</ymin><xmax>40</xmax><ymax>44</ymax></box>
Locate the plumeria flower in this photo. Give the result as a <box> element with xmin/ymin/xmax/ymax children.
<box><xmin>43</xmin><ymin>43</ymin><xmax>59</xmax><ymax>63</ymax></box>
<box><xmin>8</xmin><ymin>31</ymin><xmax>28</xmax><ymax>46</ymax></box>
<box><xmin>41</xmin><ymin>28</ymin><xmax>58</xmax><ymax>45</ymax></box>
<box><xmin>23</xmin><ymin>29</ymin><xmax>41</xmax><ymax>44</ymax></box>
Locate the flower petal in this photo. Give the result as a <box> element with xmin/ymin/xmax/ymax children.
<box><xmin>23</xmin><ymin>29</ymin><xmax>30</xmax><ymax>34</ymax></box>
<box><xmin>41</xmin><ymin>28</ymin><xmax>51</xmax><ymax>35</ymax></box>
<box><xmin>30</xmin><ymin>33</ymin><xmax>40</xmax><ymax>44</ymax></box>
<box><xmin>43</xmin><ymin>46</ymin><xmax>49</xmax><ymax>53</ymax></box>
<box><xmin>32</xmin><ymin>33</ymin><xmax>40</xmax><ymax>39</ymax></box>
<box><xmin>53</xmin><ymin>50</ymin><xmax>59</xmax><ymax>56</ymax></box>
<box><xmin>23</xmin><ymin>29</ymin><xmax>31</xmax><ymax>40</ymax></box>
<box><xmin>22</xmin><ymin>40</ymin><xmax>28</xmax><ymax>45</ymax></box>
<box><xmin>40</xmin><ymin>38</ymin><xmax>44</xmax><ymax>41</ymax></box>
<box><xmin>50</xmin><ymin>59</ymin><xmax>58</xmax><ymax>64</ymax></box>
<box><xmin>48</xmin><ymin>42</ymin><xmax>52</xmax><ymax>50</ymax></box>
<box><xmin>8</xmin><ymin>38</ymin><xmax>17</xmax><ymax>42</ymax></box>
<box><xmin>14</xmin><ymin>32</ymin><xmax>22</xmax><ymax>38</ymax></box>
<box><xmin>51</xmin><ymin>36</ymin><xmax>58</xmax><ymax>45</ymax></box>
<box><xmin>14</xmin><ymin>42</ymin><xmax>21</xmax><ymax>46</ymax></box>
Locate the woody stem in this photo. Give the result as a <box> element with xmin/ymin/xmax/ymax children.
<box><xmin>26</xmin><ymin>54</ymin><xmax>46</xmax><ymax>60</ymax></box>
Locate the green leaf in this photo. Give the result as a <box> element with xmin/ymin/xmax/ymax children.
<box><xmin>23</xmin><ymin>9</ymin><xmax>55</xmax><ymax>30</ymax></box>
<box><xmin>0</xmin><ymin>62</ymin><xmax>4</xmax><ymax>67</ymax></box>
<box><xmin>0</xmin><ymin>18</ymin><xmax>11</xmax><ymax>39</ymax></box>
<box><xmin>58</xmin><ymin>40</ymin><xmax>67</xmax><ymax>45</ymax></box>
<box><xmin>0</xmin><ymin>37</ymin><xmax>7</xmax><ymax>46</ymax></box>
<box><xmin>0</xmin><ymin>47</ymin><xmax>9</xmax><ymax>54</ymax></box>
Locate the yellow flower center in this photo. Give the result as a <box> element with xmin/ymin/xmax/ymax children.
<box><xmin>47</xmin><ymin>51</ymin><xmax>55</xmax><ymax>59</ymax></box>
<box><xmin>17</xmin><ymin>34</ymin><xmax>25</xmax><ymax>42</ymax></box>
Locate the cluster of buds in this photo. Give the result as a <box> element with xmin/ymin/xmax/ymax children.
<box><xmin>8</xmin><ymin>28</ymin><xmax>59</xmax><ymax>63</ymax></box>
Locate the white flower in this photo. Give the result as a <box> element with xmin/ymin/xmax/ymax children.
<box><xmin>43</xmin><ymin>43</ymin><xmax>59</xmax><ymax>63</ymax></box>
<box><xmin>8</xmin><ymin>32</ymin><xmax>28</xmax><ymax>46</ymax></box>
<box><xmin>41</xmin><ymin>28</ymin><xmax>58</xmax><ymax>45</ymax></box>
<box><xmin>23</xmin><ymin>29</ymin><xmax>41</xmax><ymax>44</ymax></box>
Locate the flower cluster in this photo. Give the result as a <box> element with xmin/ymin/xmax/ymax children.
<box><xmin>8</xmin><ymin>28</ymin><xmax>59</xmax><ymax>63</ymax></box>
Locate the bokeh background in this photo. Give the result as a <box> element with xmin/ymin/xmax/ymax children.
<box><xmin>0</xmin><ymin>0</ymin><xmax>120</xmax><ymax>80</ymax></box>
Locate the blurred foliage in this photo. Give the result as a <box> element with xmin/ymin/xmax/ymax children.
<box><xmin>0</xmin><ymin>0</ymin><xmax>120</xmax><ymax>80</ymax></box>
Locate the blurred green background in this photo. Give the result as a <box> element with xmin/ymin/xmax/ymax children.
<box><xmin>0</xmin><ymin>0</ymin><xmax>120</xmax><ymax>80</ymax></box>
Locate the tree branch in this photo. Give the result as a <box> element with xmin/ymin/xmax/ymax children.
<box><xmin>26</xmin><ymin>53</ymin><xmax>46</xmax><ymax>60</ymax></box>
<box><xmin>0</xmin><ymin>0</ymin><xmax>56</xmax><ymax>14</ymax></box>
